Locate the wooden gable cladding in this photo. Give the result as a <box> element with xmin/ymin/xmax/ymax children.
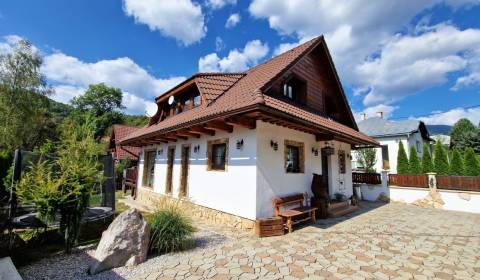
<box><xmin>264</xmin><ymin>42</ymin><xmax>356</xmax><ymax>129</ymax></box>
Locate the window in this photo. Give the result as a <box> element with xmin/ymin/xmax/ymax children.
<box><xmin>207</xmin><ymin>138</ymin><xmax>228</xmax><ymax>171</ymax></box>
<box><xmin>282</xmin><ymin>76</ymin><xmax>306</xmax><ymax>103</ymax></box>
<box><xmin>193</xmin><ymin>94</ymin><xmax>201</xmax><ymax>106</ymax></box>
<box><xmin>381</xmin><ymin>145</ymin><xmax>390</xmax><ymax>170</ymax></box>
<box><xmin>284</xmin><ymin>140</ymin><xmax>305</xmax><ymax>173</ymax></box>
<box><xmin>143</xmin><ymin>150</ymin><xmax>156</xmax><ymax>188</ymax></box>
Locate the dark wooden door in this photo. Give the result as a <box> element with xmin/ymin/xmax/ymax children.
<box><xmin>321</xmin><ymin>154</ymin><xmax>329</xmax><ymax>195</ymax></box>
<box><xmin>179</xmin><ymin>146</ymin><xmax>190</xmax><ymax>197</ymax></box>
<box><xmin>165</xmin><ymin>147</ymin><xmax>175</xmax><ymax>193</ymax></box>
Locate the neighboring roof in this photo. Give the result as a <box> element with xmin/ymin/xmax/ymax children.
<box><xmin>121</xmin><ymin>36</ymin><xmax>377</xmax><ymax>147</ymax></box>
<box><xmin>110</xmin><ymin>124</ymin><xmax>141</xmax><ymax>160</ymax></box>
<box><xmin>358</xmin><ymin>117</ymin><xmax>432</xmax><ymax>140</ymax></box>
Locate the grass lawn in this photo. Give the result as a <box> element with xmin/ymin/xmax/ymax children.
<box><xmin>1</xmin><ymin>191</ymin><xmax>132</xmax><ymax>267</ymax></box>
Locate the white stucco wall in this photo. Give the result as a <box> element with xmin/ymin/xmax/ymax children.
<box><xmin>389</xmin><ymin>186</ymin><xmax>480</xmax><ymax>214</ymax></box>
<box><xmin>137</xmin><ymin>126</ymin><xmax>258</xmax><ymax>220</ymax></box>
<box><xmin>255</xmin><ymin>121</ymin><xmax>353</xmax><ymax>218</ymax></box>
<box><xmin>138</xmin><ymin>120</ymin><xmax>355</xmax><ymax>220</ymax></box>
<box><xmin>352</xmin><ymin>132</ymin><xmax>426</xmax><ymax>174</ymax></box>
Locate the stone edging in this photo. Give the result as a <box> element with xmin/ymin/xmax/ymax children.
<box><xmin>136</xmin><ymin>187</ymin><xmax>255</xmax><ymax>231</ymax></box>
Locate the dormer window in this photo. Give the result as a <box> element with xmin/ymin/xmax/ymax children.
<box><xmin>282</xmin><ymin>76</ymin><xmax>306</xmax><ymax>103</ymax></box>
<box><xmin>193</xmin><ymin>94</ymin><xmax>201</xmax><ymax>106</ymax></box>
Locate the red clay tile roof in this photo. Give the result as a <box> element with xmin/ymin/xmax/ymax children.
<box><xmin>195</xmin><ymin>73</ymin><xmax>245</xmax><ymax>104</ymax></box>
<box><xmin>121</xmin><ymin>36</ymin><xmax>378</xmax><ymax>146</ymax></box>
<box><xmin>110</xmin><ymin>124</ymin><xmax>141</xmax><ymax>160</ymax></box>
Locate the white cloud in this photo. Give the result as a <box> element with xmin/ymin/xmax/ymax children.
<box><xmin>417</xmin><ymin>107</ymin><xmax>480</xmax><ymax>125</ymax></box>
<box><xmin>198</xmin><ymin>40</ymin><xmax>269</xmax><ymax>72</ymax></box>
<box><xmin>41</xmin><ymin>52</ymin><xmax>185</xmax><ymax>115</ymax></box>
<box><xmin>355</xmin><ymin>24</ymin><xmax>480</xmax><ymax>106</ymax></box>
<box><xmin>225</xmin><ymin>13</ymin><xmax>241</xmax><ymax>28</ymax></box>
<box><xmin>122</xmin><ymin>0</ymin><xmax>206</xmax><ymax>46</ymax></box>
<box><xmin>354</xmin><ymin>104</ymin><xmax>397</xmax><ymax>121</ymax></box>
<box><xmin>206</xmin><ymin>0</ymin><xmax>237</xmax><ymax>10</ymax></box>
<box><xmin>42</xmin><ymin>53</ymin><xmax>185</xmax><ymax>100</ymax></box>
<box><xmin>50</xmin><ymin>85</ymin><xmax>86</xmax><ymax>104</ymax></box>
<box><xmin>215</xmin><ymin>36</ymin><xmax>225</xmax><ymax>52</ymax></box>
<box><xmin>0</xmin><ymin>35</ymin><xmax>38</xmax><ymax>55</ymax></box>
<box><xmin>249</xmin><ymin>0</ymin><xmax>480</xmax><ymax>108</ymax></box>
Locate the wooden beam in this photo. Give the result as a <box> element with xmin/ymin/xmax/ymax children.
<box><xmin>205</xmin><ymin>120</ymin><xmax>233</xmax><ymax>133</ymax></box>
<box><xmin>155</xmin><ymin>136</ymin><xmax>177</xmax><ymax>142</ymax></box>
<box><xmin>315</xmin><ymin>133</ymin><xmax>334</xmax><ymax>142</ymax></box>
<box><xmin>225</xmin><ymin>116</ymin><xmax>256</xmax><ymax>129</ymax></box>
<box><xmin>166</xmin><ymin>133</ymin><xmax>187</xmax><ymax>140</ymax></box>
<box><xmin>176</xmin><ymin>130</ymin><xmax>200</xmax><ymax>138</ymax></box>
<box><xmin>189</xmin><ymin>125</ymin><xmax>215</xmax><ymax>136</ymax></box>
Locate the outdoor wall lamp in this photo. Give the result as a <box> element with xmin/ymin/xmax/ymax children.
<box><xmin>270</xmin><ymin>140</ymin><xmax>278</xmax><ymax>151</ymax></box>
<box><xmin>311</xmin><ymin>147</ymin><xmax>319</xmax><ymax>156</ymax></box>
<box><xmin>193</xmin><ymin>145</ymin><xmax>200</xmax><ymax>153</ymax></box>
<box><xmin>157</xmin><ymin>148</ymin><xmax>163</xmax><ymax>156</ymax></box>
<box><xmin>236</xmin><ymin>139</ymin><xmax>244</xmax><ymax>150</ymax></box>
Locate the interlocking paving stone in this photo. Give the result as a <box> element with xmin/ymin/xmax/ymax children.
<box><xmin>18</xmin><ymin>202</ymin><xmax>480</xmax><ymax>280</ymax></box>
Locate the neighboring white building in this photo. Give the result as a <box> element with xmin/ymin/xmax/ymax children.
<box><xmin>352</xmin><ymin>113</ymin><xmax>433</xmax><ymax>174</ymax></box>
<box><xmin>120</xmin><ymin>36</ymin><xmax>377</xmax><ymax>223</ymax></box>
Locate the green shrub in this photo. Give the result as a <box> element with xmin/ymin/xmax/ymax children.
<box><xmin>397</xmin><ymin>141</ymin><xmax>409</xmax><ymax>174</ymax></box>
<box><xmin>464</xmin><ymin>147</ymin><xmax>480</xmax><ymax>176</ymax></box>
<box><xmin>408</xmin><ymin>146</ymin><xmax>422</xmax><ymax>174</ymax></box>
<box><xmin>433</xmin><ymin>141</ymin><xmax>449</xmax><ymax>175</ymax></box>
<box><xmin>148</xmin><ymin>204</ymin><xmax>195</xmax><ymax>254</ymax></box>
<box><xmin>449</xmin><ymin>149</ymin><xmax>464</xmax><ymax>176</ymax></box>
<box><xmin>421</xmin><ymin>143</ymin><xmax>434</xmax><ymax>174</ymax></box>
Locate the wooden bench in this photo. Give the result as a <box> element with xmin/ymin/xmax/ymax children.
<box><xmin>273</xmin><ymin>194</ymin><xmax>317</xmax><ymax>233</ymax></box>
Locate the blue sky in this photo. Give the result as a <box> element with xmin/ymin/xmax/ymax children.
<box><xmin>1</xmin><ymin>0</ymin><xmax>479</xmax><ymax>125</ymax></box>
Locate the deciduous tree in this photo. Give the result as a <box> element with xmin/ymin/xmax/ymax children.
<box><xmin>355</xmin><ymin>148</ymin><xmax>377</xmax><ymax>173</ymax></box>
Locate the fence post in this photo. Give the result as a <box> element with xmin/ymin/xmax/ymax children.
<box><xmin>427</xmin><ymin>172</ymin><xmax>437</xmax><ymax>190</ymax></box>
<box><xmin>381</xmin><ymin>170</ymin><xmax>389</xmax><ymax>189</ymax></box>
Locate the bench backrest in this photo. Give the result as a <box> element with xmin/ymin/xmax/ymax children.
<box><xmin>273</xmin><ymin>193</ymin><xmax>305</xmax><ymax>216</ymax></box>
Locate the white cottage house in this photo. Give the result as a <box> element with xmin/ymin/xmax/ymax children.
<box><xmin>120</xmin><ymin>36</ymin><xmax>378</xmax><ymax>228</ymax></box>
<box><xmin>352</xmin><ymin>113</ymin><xmax>433</xmax><ymax>174</ymax></box>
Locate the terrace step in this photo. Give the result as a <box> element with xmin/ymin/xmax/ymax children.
<box><xmin>328</xmin><ymin>205</ymin><xmax>358</xmax><ymax>218</ymax></box>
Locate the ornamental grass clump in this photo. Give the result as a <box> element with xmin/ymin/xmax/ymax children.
<box><xmin>148</xmin><ymin>202</ymin><xmax>195</xmax><ymax>254</ymax></box>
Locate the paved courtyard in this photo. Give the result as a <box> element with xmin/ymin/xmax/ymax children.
<box><xmin>140</xmin><ymin>202</ymin><xmax>480</xmax><ymax>280</ymax></box>
<box><xmin>19</xmin><ymin>202</ymin><xmax>480</xmax><ymax>280</ymax></box>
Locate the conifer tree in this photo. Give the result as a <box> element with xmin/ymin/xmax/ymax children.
<box><xmin>464</xmin><ymin>147</ymin><xmax>480</xmax><ymax>176</ymax></box>
<box><xmin>397</xmin><ymin>141</ymin><xmax>409</xmax><ymax>174</ymax></box>
<box><xmin>449</xmin><ymin>148</ymin><xmax>464</xmax><ymax>176</ymax></box>
<box><xmin>433</xmin><ymin>141</ymin><xmax>449</xmax><ymax>175</ymax></box>
<box><xmin>421</xmin><ymin>143</ymin><xmax>434</xmax><ymax>173</ymax></box>
<box><xmin>408</xmin><ymin>146</ymin><xmax>422</xmax><ymax>174</ymax></box>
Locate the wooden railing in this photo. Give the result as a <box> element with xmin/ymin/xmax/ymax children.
<box><xmin>352</xmin><ymin>172</ymin><xmax>382</xmax><ymax>185</ymax></box>
<box><xmin>388</xmin><ymin>174</ymin><xmax>428</xmax><ymax>188</ymax></box>
<box><xmin>436</xmin><ymin>176</ymin><xmax>480</xmax><ymax>192</ymax></box>
<box><xmin>125</xmin><ymin>166</ymin><xmax>137</xmax><ymax>185</ymax></box>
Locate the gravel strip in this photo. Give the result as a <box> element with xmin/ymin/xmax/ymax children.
<box><xmin>18</xmin><ymin>230</ymin><xmax>229</xmax><ymax>280</ymax></box>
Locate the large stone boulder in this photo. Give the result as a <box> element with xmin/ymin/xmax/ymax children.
<box><xmin>89</xmin><ymin>208</ymin><xmax>150</xmax><ymax>275</ymax></box>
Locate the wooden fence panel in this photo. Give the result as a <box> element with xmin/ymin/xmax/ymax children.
<box><xmin>437</xmin><ymin>176</ymin><xmax>480</xmax><ymax>192</ymax></box>
<box><xmin>352</xmin><ymin>172</ymin><xmax>382</xmax><ymax>185</ymax></box>
<box><xmin>388</xmin><ymin>174</ymin><xmax>428</xmax><ymax>188</ymax></box>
